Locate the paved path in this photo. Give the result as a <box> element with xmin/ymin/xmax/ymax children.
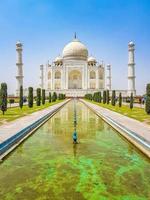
<box><xmin>81</xmin><ymin>99</ymin><xmax>150</xmax><ymax>143</ymax></box>
<box><xmin>0</xmin><ymin>100</ymin><xmax>69</xmax><ymax>144</ymax></box>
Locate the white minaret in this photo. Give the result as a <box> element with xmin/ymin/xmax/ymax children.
<box><xmin>128</xmin><ymin>41</ymin><xmax>136</xmax><ymax>96</ymax></box>
<box><xmin>16</xmin><ymin>41</ymin><xmax>23</xmax><ymax>96</ymax></box>
<box><xmin>40</xmin><ymin>64</ymin><xmax>44</xmax><ymax>89</ymax></box>
<box><xmin>106</xmin><ymin>64</ymin><xmax>111</xmax><ymax>90</ymax></box>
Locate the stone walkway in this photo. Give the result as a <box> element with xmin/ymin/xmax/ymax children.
<box><xmin>81</xmin><ymin>99</ymin><xmax>150</xmax><ymax>143</ymax></box>
<box><xmin>0</xmin><ymin>100</ymin><xmax>69</xmax><ymax>144</ymax></box>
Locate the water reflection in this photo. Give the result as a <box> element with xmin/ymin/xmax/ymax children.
<box><xmin>0</xmin><ymin>100</ymin><xmax>150</xmax><ymax>200</ymax></box>
<box><xmin>73</xmin><ymin>143</ymin><xmax>78</xmax><ymax>157</ymax></box>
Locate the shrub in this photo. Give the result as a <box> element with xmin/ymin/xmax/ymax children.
<box><xmin>111</xmin><ymin>90</ymin><xmax>116</xmax><ymax>106</ymax></box>
<box><xmin>85</xmin><ymin>94</ymin><xmax>93</xmax><ymax>101</ymax></box>
<box><xmin>119</xmin><ymin>92</ymin><xmax>122</xmax><ymax>107</ymax></box>
<box><xmin>49</xmin><ymin>92</ymin><xmax>51</xmax><ymax>103</ymax></box>
<box><xmin>52</xmin><ymin>92</ymin><xmax>57</xmax><ymax>102</ymax></box>
<box><xmin>145</xmin><ymin>84</ymin><xmax>150</xmax><ymax>114</ymax></box>
<box><xmin>9</xmin><ymin>99</ymin><xmax>15</xmax><ymax>104</ymax></box>
<box><xmin>36</xmin><ymin>88</ymin><xmax>41</xmax><ymax>106</ymax></box>
<box><xmin>130</xmin><ymin>93</ymin><xmax>134</xmax><ymax>109</ymax></box>
<box><xmin>106</xmin><ymin>90</ymin><xmax>109</xmax><ymax>104</ymax></box>
<box><xmin>28</xmin><ymin>87</ymin><xmax>33</xmax><ymax>108</ymax></box>
<box><xmin>93</xmin><ymin>92</ymin><xmax>96</xmax><ymax>102</ymax></box>
<box><xmin>103</xmin><ymin>91</ymin><xmax>106</xmax><ymax>104</ymax></box>
<box><xmin>19</xmin><ymin>85</ymin><xmax>23</xmax><ymax>109</ymax></box>
<box><xmin>42</xmin><ymin>89</ymin><xmax>45</xmax><ymax>105</ymax></box>
<box><xmin>98</xmin><ymin>92</ymin><xmax>102</xmax><ymax>103</ymax></box>
<box><xmin>0</xmin><ymin>83</ymin><xmax>7</xmax><ymax>115</ymax></box>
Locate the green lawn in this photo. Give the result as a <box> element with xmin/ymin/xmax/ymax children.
<box><xmin>85</xmin><ymin>99</ymin><xmax>150</xmax><ymax>125</ymax></box>
<box><xmin>0</xmin><ymin>100</ymin><xmax>64</xmax><ymax>125</ymax></box>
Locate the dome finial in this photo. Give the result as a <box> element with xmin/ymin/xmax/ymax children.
<box><xmin>74</xmin><ymin>32</ymin><xmax>77</xmax><ymax>39</ymax></box>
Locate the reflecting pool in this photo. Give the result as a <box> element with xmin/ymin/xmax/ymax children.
<box><xmin>0</xmin><ymin>100</ymin><xmax>150</xmax><ymax>200</ymax></box>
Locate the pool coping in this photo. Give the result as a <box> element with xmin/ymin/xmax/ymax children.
<box><xmin>80</xmin><ymin>99</ymin><xmax>150</xmax><ymax>159</ymax></box>
<box><xmin>0</xmin><ymin>99</ymin><xmax>70</xmax><ymax>160</ymax></box>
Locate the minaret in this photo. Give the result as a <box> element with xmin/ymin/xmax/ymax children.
<box><xmin>106</xmin><ymin>64</ymin><xmax>111</xmax><ymax>90</ymax></box>
<box><xmin>128</xmin><ymin>41</ymin><xmax>136</xmax><ymax>96</ymax></box>
<box><xmin>16</xmin><ymin>41</ymin><xmax>23</xmax><ymax>96</ymax></box>
<box><xmin>40</xmin><ymin>64</ymin><xmax>44</xmax><ymax>89</ymax></box>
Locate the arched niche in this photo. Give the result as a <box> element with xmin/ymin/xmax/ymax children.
<box><xmin>55</xmin><ymin>71</ymin><xmax>61</xmax><ymax>79</ymax></box>
<box><xmin>68</xmin><ymin>70</ymin><xmax>82</xmax><ymax>89</ymax></box>
<box><xmin>90</xmin><ymin>71</ymin><xmax>96</xmax><ymax>79</ymax></box>
<box><xmin>48</xmin><ymin>71</ymin><xmax>51</xmax><ymax>79</ymax></box>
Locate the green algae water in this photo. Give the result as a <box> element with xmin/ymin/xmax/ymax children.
<box><xmin>0</xmin><ymin>100</ymin><xmax>150</xmax><ymax>200</ymax></box>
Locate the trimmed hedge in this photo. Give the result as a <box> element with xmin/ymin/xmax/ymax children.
<box><xmin>28</xmin><ymin>87</ymin><xmax>33</xmax><ymax>108</ymax></box>
<box><xmin>146</xmin><ymin>84</ymin><xmax>150</xmax><ymax>114</ymax></box>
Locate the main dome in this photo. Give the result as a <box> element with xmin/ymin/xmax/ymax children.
<box><xmin>62</xmin><ymin>38</ymin><xmax>88</xmax><ymax>60</ymax></box>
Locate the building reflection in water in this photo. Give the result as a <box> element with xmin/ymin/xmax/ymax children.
<box><xmin>73</xmin><ymin>143</ymin><xmax>78</xmax><ymax>157</ymax></box>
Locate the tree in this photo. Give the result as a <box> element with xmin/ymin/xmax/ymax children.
<box><xmin>119</xmin><ymin>92</ymin><xmax>122</xmax><ymax>107</ymax></box>
<box><xmin>98</xmin><ymin>92</ymin><xmax>102</xmax><ymax>103</ymax></box>
<box><xmin>49</xmin><ymin>92</ymin><xmax>52</xmax><ymax>103</ymax></box>
<box><xmin>19</xmin><ymin>85</ymin><xmax>23</xmax><ymax>109</ymax></box>
<box><xmin>42</xmin><ymin>89</ymin><xmax>45</xmax><ymax>105</ymax></box>
<box><xmin>106</xmin><ymin>90</ymin><xmax>109</xmax><ymax>104</ymax></box>
<box><xmin>36</xmin><ymin>88</ymin><xmax>41</xmax><ymax>106</ymax></box>
<box><xmin>52</xmin><ymin>92</ymin><xmax>57</xmax><ymax>102</ymax></box>
<box><xmin>130</xmin><ymin>93</ymin><xmax>134</xmax><ymax>109</ymax></box>
<box><xmin>111</xmin><ymin>90</ymin><xmax>116</xmax><ymax>106</ymax></box>
<box><xmin>28</xmin><ymin>87</ymin><xmax>33</xmax><ymax>108</ymax></box>
<box><xmin>0</xmin><ymin>83</ymin><xmax>7</xmax><ymax>115</ymax></box>
<box><xmin>54</xmin><ymin>92</ymin><xmax>57</xmax><ymax>100</ymax></box>
<box><xmin>103</xmin><ymin>91</ymin><xmax>106</xmax><ymax>104</ymax></box>
<box><xmin>146</xmin><ymin>84</ymin><xmax>150</xmax><ymax>114</ymax></box>
<box><xmin>93</xmin><ymin>92</ymin><xmax>96</xmax><ymax>102</ymax></box>
<box><xmin>85</xmin><ymin>93</ymin><xmax>93</xmax><ymax>101</ymax></box>
<box><xmin>59</xmin><ymin>93</ymin><xmax>64</xmax><ymax>100</ymax></box>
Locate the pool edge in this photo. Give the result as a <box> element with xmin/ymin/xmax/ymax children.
<box><xmin>80</xmin><ymin>99</ymin><xmax>150</xmax><ymax>159</ymax></box>
<box><xmin>0</xmin><ymin>99</ymin><xmax>70</xmax><ymax>161</ymax></box>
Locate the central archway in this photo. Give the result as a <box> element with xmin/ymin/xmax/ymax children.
<box><xmin>68</xmin><ymin>70</ymin><xmax>82</xmax><ymax>89</ymax></box>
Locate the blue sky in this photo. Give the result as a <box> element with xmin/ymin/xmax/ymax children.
<box><xmin>0</xmin><ymin>0</ymin><xmax>150</xmax><ymax>95</ymax></box>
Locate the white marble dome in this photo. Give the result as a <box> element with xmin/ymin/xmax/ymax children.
<box><xmin>129</xmin><ymin>41</ymin><xmax>134</xmax><ymax>46</ymax></box>
<box><xmin>16</xmin><ymin>41</ymin><xmax>23</xmax><ymax>47</ymax></box>
<box><xmin>54</xmin><ymin>56</ymin><xmax>63</xmax><ymax>63</ymax></box>
<box><xmin>88</xmin><ymin>56</ymin><xmax>96</xmax><ymax>63</ymax></box>
<box><xmin>62</xmin><ymin>38</ymin><xmax>88</xmax><ymax>60</ymax></box>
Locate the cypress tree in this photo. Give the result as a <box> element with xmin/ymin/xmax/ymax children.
<box><xmin>19</xmin><ymin>85</ymin><xmax>23</xmax><ymax>109</ymax></box>
<box><xmin>146</xmin><ymin>83</ymin><xmax>150</xmax><ymax>114</ymax></box>
<box><xmin>54</xmin><ymin>92</ymin><xmax>57</xmax><ymax>100</ymax></box>
<box><xmin>119</xmin><ymin>92</ymin><xmax>122</xmax><ymax>107</ymax></box>
<box><xmin>0</xmin><ymin>83</ymin><xmax>7</xmax><ymax>115</ymax></box>
<box><xmin>42</xmin><ymin>89</ymin><xmax>45</xmax><ymax>105</ymax></box>
<box><xmin>36</xmin><ymin>88</ymin><xmax>41</xmax><ymax>106</ymax></box>
<box><xmin>93</xmin><ymin>92</ymin><xmax>96</xmax><ymax>101</ymax></box>
<box><xmin>106</xmin><ymin>90</ymin><xmax>109</xmax><ymax>104</ymax></box>
<box><xmin>96</xmin><ymin>92</ymin><xmax>99</xmax><ymax>102</ymax></box>
<box><xmin>52</xmin><ymin>92</ymin><xmax>56</xmax><ymax>102</ymax></box>
<box><xmin>103</xmin><ymin>91</ymin><xmax>106</xmax><ymax>104</ymax></box>
<box><xmin>49</xmin><ymin>92</ymin><xmax>52</xmax><ymax>103</ymax></box>
<box><xmin>58</xmin><ymin>93</ymin><xmax>61</xmax><ymax>100</ymax></box>
<box><xmin>130</xmin><ymin>93</ymin><xmax>134</xmax><ymax>109</ymax></box>
<box><xmin>28</xmin><ymin>87</ymin><xmax>33</xmax><ymax>108</ymax></box>
<box><xmin>97</xmin><ymin>92</ymin><xmax>101</xmax><ymax>103</ymax></box>
<box><xmin>111</xmin><ymin>90</ymin><xmax>116</xmax><ymax>106</ymax></box>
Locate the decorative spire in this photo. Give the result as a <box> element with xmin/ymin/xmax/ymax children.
<box><xmin>74</xmin><ymin>32</ymin><xmax>77</xmax><ymax>39</ymax></box>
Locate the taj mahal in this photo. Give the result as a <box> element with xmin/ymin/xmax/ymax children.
<box><xmin>15</xmin><ymin>34</ymin><xmax>136</xmax><ymax>97</ymax></box>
